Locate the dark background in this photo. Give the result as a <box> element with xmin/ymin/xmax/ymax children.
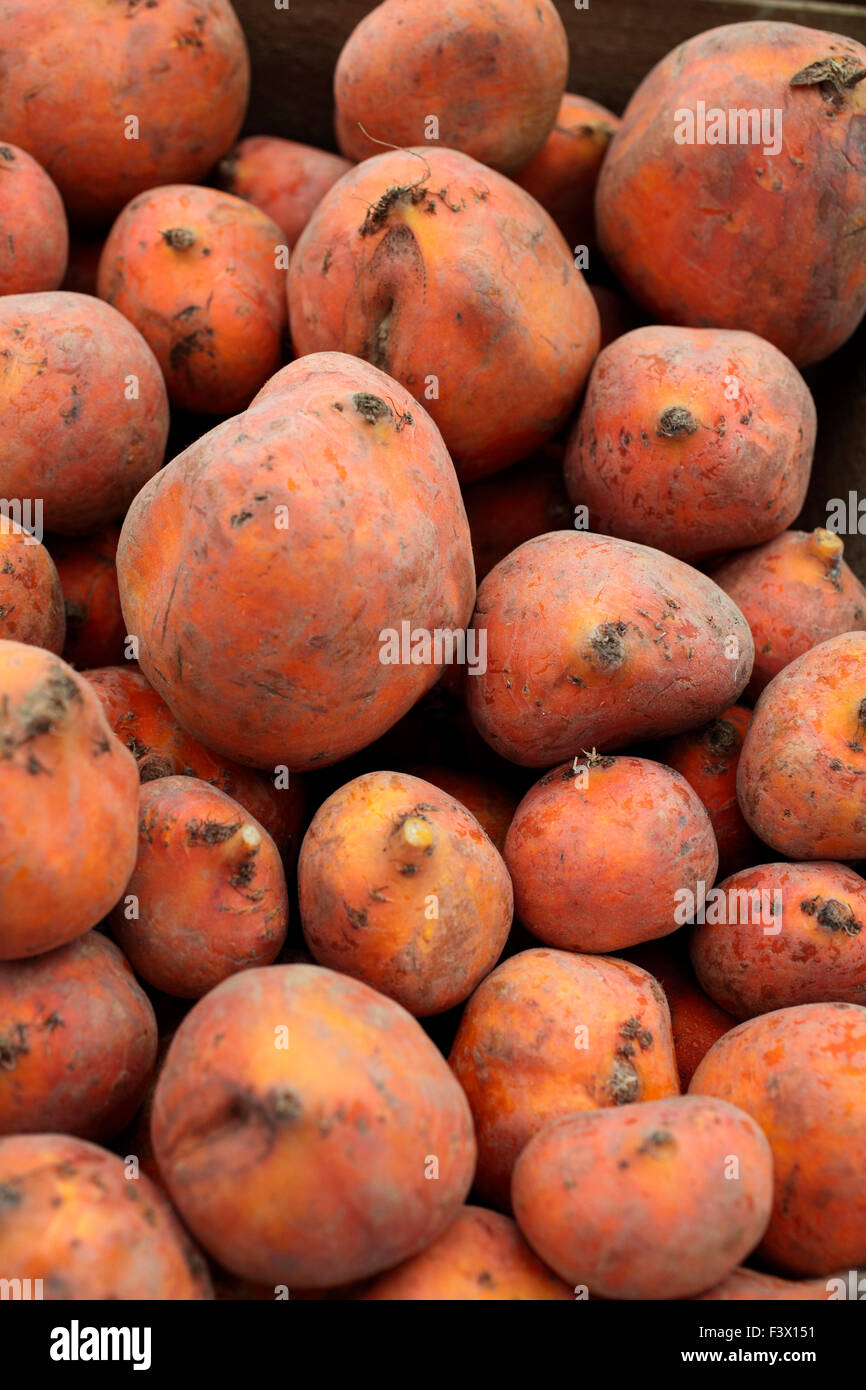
<box><xmin>233</xmin><ymin>0</ymin><xmax>866</xmax><ymax>576</ymax></box>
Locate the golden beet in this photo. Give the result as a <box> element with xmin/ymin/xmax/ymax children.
<box><xmin>151</xmin><ymin>964</ymin><xmax>476</xmax><ymax>1287</ymax></box>
<box><xmin>299</xmin><ymin>770</ymin><xmax>512</xmax><ymax>1016</ymax></box>
<box><xmin>710</xmin><ymin>529</ymin><xmax>866</xmax><ymax>700</ymax></box>
<box><xmin>596</xmin><ymin>21</ymin><xmax>866</xmax><ymax>366</ymax></box>
<box><xmin>361</xmin><ymin>1206</ymin><xmax>572</xmax><ymax>1301</ymax></box>
<box><xmin>657</xmin><ymin>706</ymin><xmax>761</xmax><ymax>878</ymax></box>
<box><xmin>84</xmin><ymin>665</ymin><xmax>302</xmax><ymax>856</ymax></box>
<box><xmin>109</xmin><ymin>776</ymin><xmax>288</xmax><ymax>999</ymax></box>
<box><xmin>334</xmin><ymin>0</ymin><xmax>567</xmax><ymax>173</ymax></box>
<box><xmin>219</xmin><ymin>136</ymin><xmax>351</xmax><ymax>248</ymax></box>
<box><xmin>690</xmin><ymin>861</ymin><xmax>866</xmax><ymax>1018</ymax></box>
<box><xmin>737</xmin><ymin>632</ymin><xmax>866</xmax><ymax>858</ymax></box>
<box><xmin>117</xmin><ymin>352</ymin><xmax>475</xmax><ymax>771</ymax></box>
<box><xmin>0</xmin><ymin>143</ymin><xmax>67</xmax><ymax>293</ymax></box>
<box><xmin>0</xmin><ymin>642</ymin><xmax>139</xmax><ymax>960</ymax></box>
<box><xmin>0</xmin><ymin>292</ymin><xmax>169</xmax><ymax>534</ymax></box>
<box><xmin>0</xmin><ymin>0</ymin><xmax>249</xmax><ymax>225</ymax></box>
<box><xmin>98</xmin><ymin>184</ymin><xmax>287</xmax><ymax>414</ymax></box>
<box><xmin>0</xmin><ymin>1133</ymin><xmax>212</xmax><ymax>1299</ymax></box>
<box><xmin>504</xmin><ymin>755</ymin><xmax>717</xmax><ymax>952</ymax></box>
<box><xmin>512</xmin><ymin>1096</ymin><xmax>773</xmax><ymax>1299</ymax></box>
<box><xmin>466</xmin><ymin>530</ymin><xmax>754</xmax><ymax>767</ymax></box>
<box><xmin>564</xmin><ymin>326</ymin><xmax>816</xmax><ymax>563</ymax></box>
<box><xmin>449</xmin><ymin>948</ymin><xmax>679</xmax><ymax>1208</ymax></box>
<box><xmin>0</xmin><ymin>932</ymin><xmax>157</xmax><ymax>1139</ymax></box>
<box><xmin>0</xmin><ymin>520</ymin><xmax>65</xmax><ymax>654</ymax></box>
<box><xmin>690</xmin><ymin>1002</ymin><xmax>866</xmax><ymax>1275</ymax></box>
<box><xmin>288</xmin><ymin>147</ymin><xmax>599</xmax><ymax>481</ymax></box>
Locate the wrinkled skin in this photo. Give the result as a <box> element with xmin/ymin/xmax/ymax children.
<box><xmin>0</xmin><ymin>0</ymin><xmax>249</xmax><ymax>225</ymax></box>
<box><xmin>48</xmin><ymin>525</ymin><xmax>126</xmax><ymax>669</ymax></box>
<box><xmin>710</xmin><ymin>529</ymin><xmax>866</xmax><ymax>701</ymax></box>
<box><xmin>0</xmin><ymin>520</ymin><xmax>65</xmax><ymax>653</ymax></box>
<box><xmin>84</xmin><ymin>665</ymin><xmax>302</xmax><ymax>856</ymax></box>
<box><xmin>0</xmin><ymin>641</ymin><xmax>139</xmax><ymax>960</ymax></box>
<box><xmin>466</xmin><ymin>530</ymin><xmax>754</xmax><ymax>768</ymax></box>
<box><xmin>361</xmin><ymin>1206</ymin><xmax>572</xmax><ymax>1301</ymax></box>
<box><xmin>151</xmin><ymin>964</ymin><xmax>476</xmax><ymax>1286</ymax></box>
<box><xmin>0</xmin><ymin>1133</ymin><xmax>212</xmax><ymax>1299</ymax></box>
<box><xmin>596</xmin><ymin>21</ymin><xmax>866</xmax><ymax>366</ymax></box>
<box><xmin>512</xmin><ymin>1097</ymin><xmax>773</xmax><ymax>1299</ymax></box>
<box><xmin>334</xmin><ymin>0</ymin><xmax>567</xmax><ymax>174</ymax></box>
<box><xmin>514</xmin><ymin>93</ymin><xmax>620</xmax><ymax>255</ymax></box>
<box><xmin>564</xmin><ymin>326</ymin><xmax>816</xmax><ymax>563</ymax></box>
<box><xmin>98</xmin><ymin>184</ymin><xmax>287</xmax><ymax>414</ymax></box>
<box><xmin>738</xmin><ymin>632</ymin><xmax>866</xmax><ymax>858</ymax></box>
<box><xmin>0</xmin><ymin>143</ymin><xmax>67</xmax><ymax>293</ymax></box>
<box><xmin>219</xmin><ymin>136</ymin><xmax>352</xmax><ymax>248</ymax></box>
<box><xmin>691</xmin><ymin>861</ymin><xmax>866</xmax><ymax>1018</ymax></box>
<box><xmin>0</xmin><ymin>292</ymin><xmax>169</xmax><ymax>534</ymax></box>
<box><xmin>288</xmin><ymin>147</ymin><xmax>599</xmax><ymax>481</ymax></box>
<box><xmin>657</xmin><ymin>706</ymin><xmax>762</xmax><ymax>878</ymax></box>
<box><xmin>117</xmin><ymin>353</ymin><xmax>475</xmax><ymax>771</ymax></box>
<box><xmin>109</xmin><ymin>776</ymin><xmax>288</xmax><ymax>999</ymax></box>
<box><xmin>505</xmin><ymin>756</ymin><xmax>718</xmax><ymax>952</ymax></box>
<box><xmin>0</xmin><ymin>932</ymin><xmax>157</xmax><ymax>1139</ymax></box>
<box><xmin>299</xmin><ymin>771</ymin><xmax>512</xmax><ymax>1016</ymax></box>
<box><xmin>449</xmin><ymin>948</ymin><xmax>680</xmax><ymax>1209</ymax></box>
<box><xmin>690</xmin><ymin>1002</ymin><xmax>866</xmax><ymax>1275</ymax></box>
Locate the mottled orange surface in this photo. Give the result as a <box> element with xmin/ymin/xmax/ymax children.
<box><xmin>505</xmin><ymin>756</ymin><xmax>717</xmax><ymax>952</ymax></box>
<box><xmin>450</xmin><ymin>948</ymin><xmax>680</xmax><ymax>1209</ymax></box>
<box><xmin>690</xmin><ymin>1002</ymin><xmax>866</xmax><ymax>1275</ymax></box>
<box><xmin>514</xmin><ymin>93</ymin><xmax>620</xmax><ymax>254</ymax></box>
<box><xmin>738</xmin><ymin>632</ymin><xmax>866</xmax><ymax>858</ymax></box>
<box><xmin>299</xmin><ymin>770</ymin><xmax>512</xmax><ymax>1016</ymax></box>
<box><xmin>0</xmin><ymin>520</ymin><xmax>65</xmax><ymax>654</ymax></box>
<box><xmin>565</xmin><ymin>326</ymin><xmax>816</xmax><ymax>563</ymax></box>
<box><xmin>0</xmin><ymin>292</ymin><xmax>169</xmax><ymax>533</ymax></box>
<box><xmin>597</xmin><ymin>22</ymin><xmax>866</xmax><ymax>366</ymax></box>
<box><xmin>98</xmin><ymin>184</ymin><xmax>287</xmax><ymax>413</ymax></box>
<box><xmin>658</xmin><ymin>705</ymin><xmax>761</xmax><ymax>878</ymax></box>
<box><xmin>0</xmin><ymin>932</ymin><xmax>157</xmax><ymax>1138</ymax></box>
<box><xmin>691</xmin><ymin>860</ymin><xmax>866</xmax><ymax>1018</ymax></box>
<box><xmin>220</xmin><ymin>136</ymin><xmax>352</xmax><ymax>248</ymax></box>
<box><xmin>466</xmin><ymin>530</ymin><xmax>754</xmax><ymax>767</ymax></box>
<box><xmin>512</xmin><ymin>1096</ymin><xmax>772</xmax><ymax>1298</ymax></box>
<box><xmin>110</xmin><ymin>776</ymin><xmax>288</xmax><ymax>998</ymax></box>
<box><xmin>0</xmin><ymin>0</ymin><xmax>249</xmax><ymax>225</ymax></box>
<box><xmin>711</xmin><ymin>529</ymin><xmax>866</xmax><ymax>700</ymax></box>
<box><xmin>84</xmin><ymin>665</ymin><xmax>302</xmax><ymax>856</ymax></box>
<box><xmin>288</xmin><ymin>147</ymin><xmax>599</xmax><ymax>480</ymax></box>
<box><xmin>334</xmin><ymin>0</ymin><xmax>567</xmax><ymax>173</ymax></box>
<box><xmin>117</xmin><ymin>353</ymin><xmax>475</xmax><ymax>771</ymax></box>
<box><xmin>151</xmin><ymin>964</ymin><xmax>476</xmax><ymax>1286</ymax></box>
<box><xmin>0</xmin><ymin>641</ymin><xmax>139</xmax><ymax>960</ymax></box>
<box><xmin>0</xmin><ymin>1133</ymin><xmax>212</xmax><ymax>1299</ymax></box>
<box><xmin>361</xmin><ymin>1206</ymin><xmax>572</xmax><ymax>1300</ymax></box>
<box><xmin>0</xmin><ymin>143</ymin><xmax>67</xmax><ymax>293</ymax></box>
<box><xmin>400</xmin><ymin>764</ymin><xmax>520</xmax><ymax>854</ymax></box>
